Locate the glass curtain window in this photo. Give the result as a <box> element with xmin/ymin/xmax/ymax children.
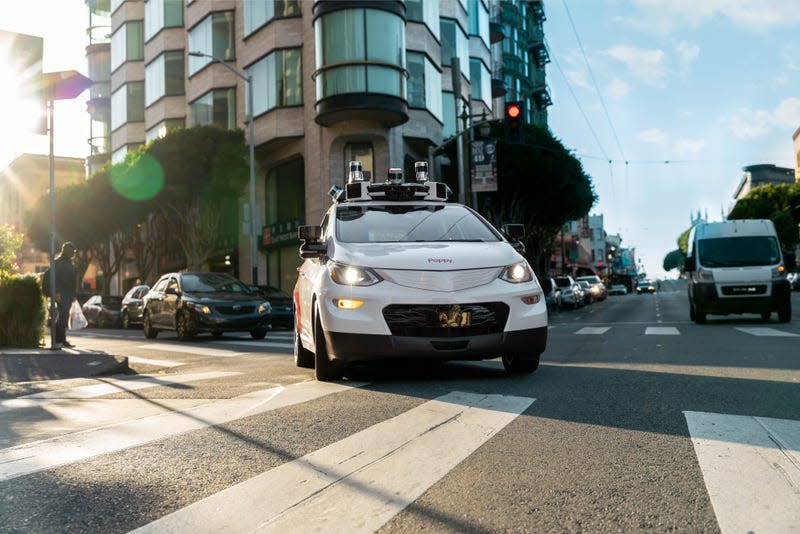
<box><xmin>469</xmin><ymin>58</ymin><xmax>491</xmax><ymax>108</ymax></box>
<box><xmin>244</xmin><ymin>0</ymin><xmax>300</xmax><ymax>36</ymax></box>
<box><xmin>189</xmin><ymin>88</ymin><xmax>236</xmax><ymax>130</ymax></box>
<box><xmin>188</xmin><ymin>11</ymin><xmax>234</xmax><ymax>75</ymax></box>
<box><xmin>111</xmin><ymin>81</ymin><xmax>144</xmax><ymax>130</ymax></box>
<box><xmin>146</xmin><ymin>118</ymin><xmax>184</xmax><ymax>142</ymax></box>
<box><xmin>406</xmin><ymin>52</ymin><xmax>441</xmax><ymax>120</ymax></box>
<box><xmin>467</xmin><ymin>0</ymin><xmax>490</xmax><ymax>47</ymax></box>
<box><xmin>248</xmin><ymin>49</ymin><xmax>302</xmax><ymax>116</ymax></box>
<box><xmin>440</xmin><ymin>19</ymin><xmax>468</xmax><ymax>79</ymax></box>
<box><xmin>315</xmin><ymin>8</ymin><xmax>405</xmax><ymax>100</ymax></box>
<box><xmin>145</xmin><ymin>0</ymin><xmax>183</xmax><ymax>41</ymax></box>
<box><xmin>145</xmin><ymin>51</ymin><xmax>184</xmax><ymax>106</ymax></box>
<box><xmin>111</xmin><ymin>21</ymin><xmax>144</xmax><ymax>72</ymax></box>
<box><xmin>442</xmin><ymin>91</ymin><xmax>455</xmax><ymax>138</ymax></box>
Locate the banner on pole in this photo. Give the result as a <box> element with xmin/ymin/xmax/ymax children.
<box><xmin>470</xmin><ymin>139</ymin><xmax>497</xmax><ymax>192</ymax></box>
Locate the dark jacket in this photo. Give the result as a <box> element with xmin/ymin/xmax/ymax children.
<box><xmin>54</xmin><ymin>255</ymin><xmax>77</xmax><ymax>302</ymax></box>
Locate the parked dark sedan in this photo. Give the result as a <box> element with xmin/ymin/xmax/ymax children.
<box><xmin>252</xmin><ymin>285</ymin><xmax>293</xmax><ymax>329</ymax></box>
<box><xmin>142</xmin><ymin>272</ymin><xmax>272</xmax><ymax>341</ymax></box>
<box><xmin>121</xmin><ymin>284</ymin><xmax>150</xmax><ymax>329</ymax></box>
<box><xmin>82</xmin><ymin>295</ymin><xmax>123</xmax><ymax>328</ymax></box>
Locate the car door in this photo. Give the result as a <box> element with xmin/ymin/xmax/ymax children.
<box><xmin>295</xmin><ymin>213</ymin><xmax>330</xmax><ymax>342</ymax></box>
<box><xmin>146</xmin><ymin>278</ymin><xmax>168</xmax><ymax>327</ymax></box>
<box><xmin>163</xmin><ymin>276</ymin><xmax>181</xmax><ymax>328</ymax></box>
<box><xmin>83</xmin><ymin>296</ymin><xmax>99</xmax><ymax>325</ymax></box>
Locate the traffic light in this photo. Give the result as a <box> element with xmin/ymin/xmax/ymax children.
<box><xmin>504</xmin><ymin>101</ymin><xmax>525</xmax><ymax>144</ymax></box>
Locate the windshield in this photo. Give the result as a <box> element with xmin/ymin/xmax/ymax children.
<box><xmin>181</xmin><ymin>273</ymin><xmax>251</xmax><ymax>293</ymax></box>
<box><xmin>554</xmin><ymin>278</ymin><xmax>572</xmax><ymax>288</ymax></box>
<box><xmin>336</xmin><ymin>204</ymin><xmax>501</xmax><ymax>244</ymax></box>
<box><xmin>697</xmin><ymin>236</ymin><xmax>781</xmax><ymax>267</ymax></box>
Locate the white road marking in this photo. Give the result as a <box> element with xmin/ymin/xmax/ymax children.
<box><xmin>684</xmin><ymin>411</ymin><xmax>800</xmax><ymax>533</ymax></box>
<box><xmin>127</xmin><ymin>356</ymin><xmax>184</xmax><ymax>368</ymax></box>
<box><xmin>216</xmin><ymin>340</ymin><xmax>293</xmax><ymax>350</ymax></box>
<box><xmin>133</xmin><ymin>391</ymin><xmax>534</xmax><ymax>534</ymax></box>
<box><xmin>137</xmin><ymin>343</ymin><xmax>244</xmax><ymax>357</ymax></box>
<box><xmin>645</xmin><ymin>327</ymin><xmax>680</xmax><ymax>335</ymax></box>
<box><xmin>735</xmin><ymin>327</ymin><xmax>799</xmax><ymax>337</ymax></box>
<box><xmin>0</xmin><ymin>371</ymin><xmax>241</xmax><ymax>412</ymax></box>
<box><xmin>575</xmin><ymin>327</ymin><xmax>611</xmax><ymax>335</ymax></box>
<box><xmin>0</xmin><ymin>381</ymin><xmax>364</xmax><ymax>482</ymax></box>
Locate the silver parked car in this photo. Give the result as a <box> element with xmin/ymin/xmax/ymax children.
<box><xmin>575</xmin><ymin>275</ymin><xmax>608</xmax><ymax>301</ymax></box>
<box><xmin>553</xmin><ymin>275</ymin><xmax>584</xmax><ymax>308</ymax></box>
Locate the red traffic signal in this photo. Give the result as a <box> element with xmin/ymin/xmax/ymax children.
<box><xmin>503</xmin><ymin>101</ymin><xmax>525</xmax><ymax>144</ymax></box>
<box><xmin>506</xmin><ymin>102</ymin><xmax>522</xmax><ymax>119</ymax></box>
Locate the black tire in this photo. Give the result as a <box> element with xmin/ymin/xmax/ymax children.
<box><xmin>761</xmin><ymin>312</ymin><xmax>771</xmax><ymax>321</ymax></box>
<box><xmin>695</xmin><ymin>306</ymin><xmax>707</xmax><ymax>324</ymax></box>
<box><xmin>143</xmin><ymin>312</ymin><xmax>158</xmax><ymax>339</ymax></box>
<box><xmin>778</xmin><ymin>300</ymin><xmax>792</xmax><ymax>323</ymax></box>
<box><xmin>211</xmin><ymin>331</ymin><xmax>223</xmax><ymax>339</ymax></box>
<box><xmin>314</xmin><ymin>312</ymin><xmax>342</xmax><ymax>381</ymax></box>
<box><xmin>502</xmin><ymin>352</ymin><xmax>540</xmax><ymax>374</ymax></box>
<box><xmin>294</xmin><ymin>325</ymin><xmax>314</xmax><ymax>368</ymax></box>
<box><xmin>250</xmin><ymin>328</ymin><xmax>267</xmax><ymax>340</ymax></box>
<box><xmin>122</xmin><ymin>311</ymin><xmax>131</xmax><ymax>330</ymax></box>
<box><xmin>689</xmin><ymin>302</ymin><xmax>696</xmax><ymax>321</ymax></box>
<box><xmin>176</xmin><ymin>311</ymin><xmax>195</xmax><ymax>341</ymax></box>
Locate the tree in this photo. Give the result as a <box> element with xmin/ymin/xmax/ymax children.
<box><xmin>0</xmin><ymin>224</ymin><xmax>24</xmax><ymax>276</ymax></box>
<box><xmin>451</xmin><ymin>121</ymin><xmax>597</xmax><ymax>275</ymax></box>
<box><xmin>140</xmin><ymin>126</ymin><xmax>249</xmax><ymax>270</ymax></box>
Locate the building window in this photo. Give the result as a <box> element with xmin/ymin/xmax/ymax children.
<box><xmin>111</xmin><ymin>81</ymin><xmax>144</xmax><ymax>130</ymax></box>
<box><xmin>467</xmin><ymin>0</ymin><xmax>490</xmax><ymax>48</ymax></box>
<box><xmin>111</xmin><ymin>20</ymin><xmax>144</xmax><ymax>72</ymax></box>
<box><xmin>145</xmin><ymin>50</ymin><xmax>185</xmax><ymax>106</ymax></box>
<box><xmin>442</xmin><ymin>91</ymin><xmax>457</xmax><ymax>138</ymax></box>
<box><xmin>187</xmin><ymin>11</ymin><xmax>234</xmax><ymax>75</ymax></box>
<box><xmin>440</xmin><ymin>19</ymin><xmax>469</xmax><ymax>79</ymax></box>
<box><xmin>244</xmin><ymin>0</ymin><xmax>300</xmax><ymax>36</ymax></box>
<box><xmin>405</xmin><ymin>0</ymin><xmax>439</xmax><ymax>39</ymax></box>
<box><xmin>144</xmin><ymin>0</ymin><xmax>184</xmax><ymax>42</ymax></box>
<box><xmin>469</xmin><ymin>58</ymin><xmax>491</xmax><ymax>108</ymax></box>
<box><xmin>406</xmin><ymin>52</ymin><xmax>442</xmax><ymax>121</ymax></box>
<box><xmin>345</xmin><ymin>143</ymin><xmax>374</xmax><ymax>183</ymax></box>
<box><xmin>146</xmin><ymin>118</ymin><xmax>184</xmax><ymax>142</ymax></box>
<box><xmin>315</xmin><ymin>8</ymin><xmax>406</xmax><ymax>101</ymax></box>
<box><xmin>247</xmin><ymin>48</ymin><xmax>302</xmax><ymax>116</ymax></box>
<box><xmin>189</xmin><ymin>88</ymin><xmax>236</xmax><ymax>130</ymax></box>
<box><xmin>111</xmin><ymin>143</ymin><xmax>142</xmax><ymax>164</ymax></box>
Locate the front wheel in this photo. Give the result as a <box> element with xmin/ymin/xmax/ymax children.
<box><xmin>501</xmin><ymin>352</ymin><xmax>540</xmax><ymax>374</ymax></box>
<box><xmin>314</xmin><ymin>312</ymin><xmax>343</xmax><ymax>381</ymax></box>
<box><xmin>778</xmin><ymin>300</ymin><xmax>792</xmax><ymax>323</ymax></box>
<box><xmin>143</xmin><ymin>312</ymin><xmax>158</xmax><ymax>339</ymax></box>
<box><xmin>761</xmin><ymin>312</ymin><xmax>771</xmax><ymax>321</ymax></box>
<box><xmin>250</xmin><ymin>328</ymin><xmax>267</xmax><ymax>340</ymax></box>
<box><xmin>122</xmin><ymin>311</ymin><xmax>131</xmax><ymax>329</ymax></box>
<box><xmin>176</xmin><ymin>311</ymin><xmax>195</xmax><ymax>341</ymax></box>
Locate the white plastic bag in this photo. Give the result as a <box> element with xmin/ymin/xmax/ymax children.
<box><xmin>68</xmin><ymin>300</ymin><xmax>88</xmax><ymax>330</ymax></box>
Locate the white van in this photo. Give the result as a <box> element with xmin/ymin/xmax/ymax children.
<box><xmin>685</xmin><ymin>219</ymin><xmax>792</xmax><ymax>323</ymax></box>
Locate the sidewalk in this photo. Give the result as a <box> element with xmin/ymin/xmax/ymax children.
<box><xmin>0</xmin><ymin>346</ymin><xmax>129</xmax><ymax>382</ymax></box>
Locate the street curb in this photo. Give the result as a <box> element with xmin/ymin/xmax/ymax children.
<box><xmin>0</xmin><ymin>351</ymin><xmax>130</xmax><ymax>383</ymax></box>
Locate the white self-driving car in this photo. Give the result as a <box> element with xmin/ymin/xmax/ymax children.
<box><xmin>293</xmin><ymin>161</ymin><xmax>548</xmax><ymax>380</ymax></box>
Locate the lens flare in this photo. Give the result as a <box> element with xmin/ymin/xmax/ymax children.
<box><xmin>110</xmin><ymin>153</ymin><xmax>164</xmax><ymax>201</ymax></box>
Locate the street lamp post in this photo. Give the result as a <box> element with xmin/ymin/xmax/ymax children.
<box><xmin>41</xmin><ymin>70</ymin><xmax>92</xmax><ymax>350</ymax></box>
<box><xmin>188</xmin><ymin>51</ymin><xmax>259</xmax><ymax>285</ymax></box>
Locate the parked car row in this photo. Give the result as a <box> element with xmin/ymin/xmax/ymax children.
<box><xmin>80</xmin><ymin>273</ymin><xmax>295</xmax><ymax>340</ymax></box>
<box><xmin>542</xmin><ymin>274</ymin><xmax>610</xmax><ymax>311</ymax></box>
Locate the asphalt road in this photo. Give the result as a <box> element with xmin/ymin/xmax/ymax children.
<box><xmin>1</xmin><ymin>283</ymin><xmax>798</xmax><ymax>533</ymax></box>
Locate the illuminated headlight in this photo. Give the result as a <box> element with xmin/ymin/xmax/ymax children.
<box><xmin>187</xmin><ymin>302</ymin><xmax>212</xmax><ymax>314</ymax></box>
<box><xmin>697</xmin><ymin>267</ymin><xmax>714</xmax><ymax>282</ymax></box>
<box><xmin>329</xmin><ymin>262</ymin><xmax>382</xmax><ymax>286</ymax></box>
<box><xmin>258</xmin><ymin>302</ymin><xmax>272</xmax><ymax>314</ymax></box>
<box><xmin>500</xmin><ymin>261</ymin><xmax>534</xmax><ymax>284</ymax></box>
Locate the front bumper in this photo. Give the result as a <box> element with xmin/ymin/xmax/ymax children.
<box><xmin>191</xmin><ymin>310</ymin><xmax>271</xmax><ymax>332</ymax></box>
<box><xmin>692</xmin><ymin>279</ymin><xmax>790</xmax><ymax>314</ymax></box>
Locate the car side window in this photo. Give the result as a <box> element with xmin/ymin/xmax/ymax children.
<box><xmin>153</xmin><ymin>279</ymin><xmax>168</xmax><ymax>292</ymax></box>
<box><xmin>167</xmin><ymin>278</ymin><xmax>180</xmax><ymax>293</ymax></box>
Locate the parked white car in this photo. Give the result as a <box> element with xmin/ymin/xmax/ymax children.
<box><xmin>553</xmin><ymin>275</ymin><xmax>583</xmax><ymax>308</ymax></box>
<box><xmin>293</xmin><ymin>162</ymin><xmax>548</xmax><ymax>380</ymax></box>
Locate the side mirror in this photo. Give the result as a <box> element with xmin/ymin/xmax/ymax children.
<box><xmin>165</xmin><ymin>287</ymin><xmax>181</xmax><ymax>296</ymax></box>
<box><xmin>298</xmin><ymin>225</ymin><xmax>327</xmax><ymax>260</ymax></box>
<box><xmin>501</xmin><ymin>223</ymin><xmax>525</xmax><ymax>240</ymax></box>
<box><xmin>684</xmin><ymin>256</ymin><xmax>695</xmax><ymax>272</ymax></box>
<box><xmin>510</xmin><ymin>241</ymin><xmax>526</xmax><ymax>255</ymax></box>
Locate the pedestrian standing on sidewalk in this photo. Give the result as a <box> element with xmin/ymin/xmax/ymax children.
<box><xmin>53</xmin><ymin>241</ymin><xmax>78</xmax><ymax>348</ymax></box>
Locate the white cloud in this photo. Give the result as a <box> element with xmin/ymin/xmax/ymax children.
<box><xmin>675</xmin><ymin>41</ymin><xmax>700</xmax><ymax>76</ymax></box>
<box><xmin>604</xmin><ymin>45</ymin><xmax>668</xmax><ymax>88</ymax></box>
<box><xmin>629</xmin><ymin>0</ymin><xmax>800</xmax><ymax>34</ymax></box>
<box><xmin>639</xmin><ymin>128</ymin><xmax>668</xmax><ymax>144</ymax></box>
<box><xmin>605</xmin><ymin>77</ymin><xmax>630</xmax><ymax>98</ymax></box>
<box><xmin>673</xmin><ymin>138</ymin><xmax>706</xmax><ymax>155</ymax></box>
<box><xmin>722</xmin><ymin>97</ymin><xmax>800</xmax><ymax>138</ymax></box>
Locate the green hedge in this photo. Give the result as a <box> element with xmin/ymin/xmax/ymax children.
<box><xmin>0</xmin><ymin>274</ymin><xmax>47</xmax><ymax>348</ymax></box>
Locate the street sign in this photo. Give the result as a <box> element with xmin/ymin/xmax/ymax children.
<box><xmin>470</xmin><ymin>139</ymin><xmax>497</xmax><ymax>192</ymax></box>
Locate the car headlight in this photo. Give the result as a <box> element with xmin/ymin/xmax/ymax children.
<box><xmin>258</xmin><ymin>301</ymin><xmax>272</xmax><ymax>314</ymax></box>
<box><xmin>499</xmin><ymin>261</ymin><xmax>534</xmax><ymax>284</ymax></box>
<box><xmin>186</xmin><ymin>302</ymin><xmax>212</xmax><ymax>314</ymax></box>
<box><xmin>697</xmin><ymin>267</ymin><xmax>714</xmax><ymax>282</ymax></box>
<box><xmin>771</xmin><ymin>265</ymin><xmax>785</xmax><ymax>280</ymax></box>
<box><xmin>329</xmin><ymin>262</ymin><xmax>383</xmax><ymax>286</ymax></box>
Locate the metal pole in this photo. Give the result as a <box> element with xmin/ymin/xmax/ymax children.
<box><xmin>48</xmin><ymin>98</ymin><xmax>57</xmax><ymax>349</ymax></box>
<box><xmin>246</xmin><ymin>75</ymin><xmax>258</xmax><ymax>285</ymax></box>
<box><xmin>469</xmin><ymin>113</ymin><xmax>477</xmax><ymax>209</ymax></box>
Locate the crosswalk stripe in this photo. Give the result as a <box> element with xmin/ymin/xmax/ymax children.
<box><xmin>575</xmin><ymin>327</ymin><xmax>611</xmax><ymax>335</ymax></box>
<box><xmin>0</xmin><ymin>371</ymin><xmax>241</xmax><ymax>412</ymax></box>
<box><xmin>137</xmin><ymin>343</ymin><xmax>244</xmax><ymax>357</ymax></box>
<box><xmin>684</xmin><ymin>411</ymin><xmax>800</xmax><ymax>533</ymax></box>
<box><xmin>645</xmin><ymin>327</ymin><xmax>680</xmax><ymax>335</ymax></box>
<box><xmin>735</xmin><ymin>327</ymin><xmax>799</xmax><ymax>337</ymax></box>
<box><xmin>132</xmin><ymin>391</ymin><xmax>534</xmax><ymax>534</ymax></box>
<box><xmin>127</xmin><ymin>356</ymin><xmax>184</xmax><ymax>368</ymax></box>
<box><xmin>216</xmin><ymin>340</ymin><xmax>293</xmax><ymax>349</ymax></box>
<box><xmin>0</xmin><ymin>381</ymin><xmax>364</xmax><ymax>483</ymax></box>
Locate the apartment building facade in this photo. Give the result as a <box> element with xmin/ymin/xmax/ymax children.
<box><xmin>86</xmin><ymin>0</ymin><xmax>550</xmax><ymax>291</ymax></box>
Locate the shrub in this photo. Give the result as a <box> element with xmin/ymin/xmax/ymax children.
<box><xmin>0</xmin><ymin>274</ymin><xmax>47</xmax><ymax>348</ymax></box>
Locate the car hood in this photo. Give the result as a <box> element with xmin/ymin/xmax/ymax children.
<box><xmin>331</xmin><ymin>241</ymin><xmax>522</xmax><ymax>270</ymax></box>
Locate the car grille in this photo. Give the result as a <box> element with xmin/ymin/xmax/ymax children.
<box><xmin>216</xmin><ymin>305</ymin><xmax>256</xmax><ymax>315</ymax></box>
<box><xmin>375</xmin><ymin>267</ymin><xmax>503</xmax><ymax>292</ymax></box>
<box><xmin>721</xmin><ymin>285</ymin><xmax>767</xmax><ymax>296</ymax></box>
<box><xmin>382</xmin><ymin>302</ymin><xmax>509</xmax><ymax>337</ymax></box>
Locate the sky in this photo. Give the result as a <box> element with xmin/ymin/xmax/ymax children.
<box><xmin>543</xmin><ymin>0</ymin><xmax>800</xmax><ymax>278</ymax></box>
<box><xmin>1</xmin><ymin>1</ymin><xmax>799</xmax><ymax>279</ymax></box>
